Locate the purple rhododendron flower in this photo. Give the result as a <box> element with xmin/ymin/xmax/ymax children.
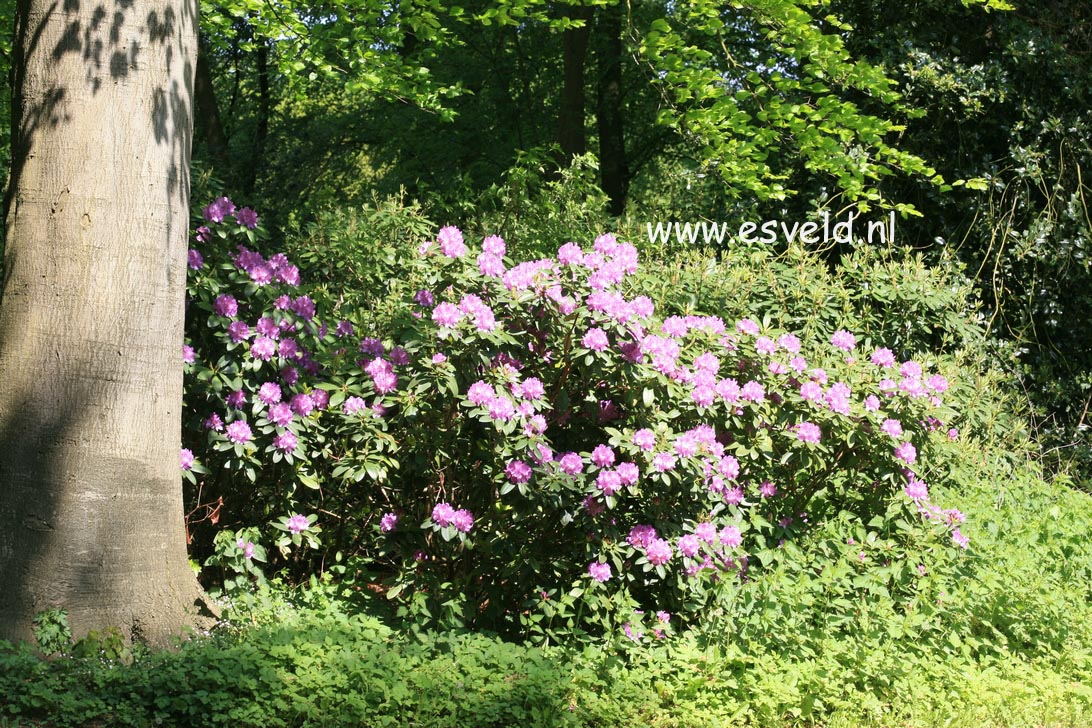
<box><xmin>652</xmin><ymin>452</ymin><xmax>677</xmax><ymax>472</ymax></box>
<box><xmin>692</xmin><ymin>385</ymin><xmax>715</xmax><ymax>408</ymax></box>
<box><xmin>255</xmin><ymin>317</ymin><xmax>279</xmax><ymax>338</ymax></box>
<box><xmin>237</xmin><ymin>539</ymin><xmax>255</xmax><ymax>559</ymax></box>
<box><xmin>482</xmin><ymin>235</ymin><xmax>506</xmax><ymax>256</ymax></box>
<box><xmin>633</xmin><ymin>429</ymin><xmax>656</xmax><ymax>451</ymax></box>
<box><xmin>596</xmin><ymin>469</ymin><xmax>622</xmax><ymax>495</ymax></box>
<box><xmin>645</xmin><ymin>538</ymin><xmax>673</xmax><ymax>565</ymax></box>
<box><xmin>694</xmin><ymin>522</ymin><xmax>717</xmax><ymax>543</ymax></box>
<box><xmin>226</xmin><ymin>389</ymin><xmax>246</xmax><ymax>409</ymax></box>
<box><xmin>182</xmin><ymin>345</ymin><xmax>195</xmax><ymax>364</ymax></box>
<box><xmin>226</xmin><ymin>420</ymin><xmax>252</xmax><ymax>444</ymax></box>
<box><xmin>291</xmin><ymin>296</ymin><xmax>316</xmax><ymax>321</ymax></box>
<box><xmin>286</xmin><ymin>514</ymin><xmax>309</xmax><ymax>534</ymax></box>
<box><xmin>488</xmin><ymin>396</ymin><xmax>515</xmax><ymax>421</ymax></box>
<box><xmin>736</xmin><ymin>318</ymin><xmax>759</xmax><ymax>335</ymax></box>
<box><xmin>432</xmin><ymin>502</ymin><xmax>456</xmax><ymax>527</ymax></box>
<box><xmin>506</xmin><ymin>460</ymin><xmax>533</xmax><ymax>484</ymax></box>
<box><xmin>558</xmin><ymin>452</ymin><xmax>583</xmax><ymax>476</ymax></box>
<box><xmin>677</xmin><ymin>534</ymin><xmax>700</xmax><ymax>558</ymax></box>
<box><xmin>720</xmin><ymin>525</ymin><xmax>742</xmax><ymax>548</ymax></box>
<box><xmin>273</xmin><ymin>431</ymin><xmax>297</xmax><ymax>452</ymax></box>
<box><xmin>718</xmin><ymin>455</ymin><xmax>740</xmax><ymax>480</ymax></box>
<box><xmin>881</xmin><ymin>418</ymin><xmax>903</xmax><ymax>438</ymax></box>
<box><xmin>187</xmin><ymin>249</ymin><xmax>203</xmax><ymax>270</ymax></box>
<box><xmin>927</xmin><ymin>374</ymin><xmax>950</xmax><ymax>393</ymax></box>
<box><xmin>227</xmin><ymin>320</ymin><xmax>250</xmax><ymax>343</ymax></box>
<box><xmin>437</xmin><ymin>226</ymin><xmax>467</xmax><ymax>258</ymax></box>
<box><xmin>257</xmin><ymin>382</ymin><xmax>282</xmax><ymax>405</ymax></box>
<box><xmin>359</xmin><ymin>337</ymin><xmax>385</xmax><ymax>356</ymax></box>
<box><xmin>895</xmin><ymin>441</ymin><xmax>917</xmax><ymax>465</ymax></box>
<box><xmin>269</xmin><ymin>403</ymin><xmax>293</xmax><ymax>426</ymax></box>
<box><xmin>759</xmin><ymin>480</ymin><xmax>777</xmax><ymax>497</ymax></box>
<box><xmin>290</xmin><ymin>393</ymin><xmax>314</xmax><ymax>417</ymax></box>
<box><xmin>467</xmin><ymin>381</ymin><xmax>494</xmax><ymax>406</ymax></box>
<box><xmin>204</xmin><ymin>413</ymin><xmax>223</xmax><ymax>431</ymax></box>
<box><xmin>203</xmin><ymin>197</ymin><xmax>233</xmax><ymax>223</ymax></box>
<box><xmin>582</xmin><ymin>327</ymin><xmax>609</xmax><ymax>351</ymax></box>
<box><xmin>905</xmin><ymin>477</ymin><xmax>929</xmax><ymax>500</ymax></box>
<box><xmin>799</xmin><ymin>381</ymin><xmax>822</xmax><ymax>402</ymax></box>
<box><xmin>616</xmin><ymin>461</ymin><xmax>639</xmax><ymax>486</ymax></box>
<box><xmin>520</xmin><ymin>377</ymin><xmax>545</xmax><ymax>400</ymax></box>
<box><xmin>588</xmin><ymin>561</ymin><xmax>611</xmax><ymax>582</ymax></box>
<box><xmin>235</xmin><ymin>207</ymin><xmax>259</xmax><ymax>229</ymax></box>
<box><xmin>343</xmin><ymin>396</ymin><xmax>367</xmax><ymax>415</ymax></box>
<box><xmin>627</xmin><ymin>525</ymin><xmax>657</xmax><ymax>549</ymax></box>
<box><xmin>452</xmin><ymin>509</ymin><xmax>474</xmax><ymax>533</ymax></box>
<box><xmin>900</xmin><ymin>360</ymin><xmax>923</xmax><ymax>379</ymax></box>
<box><xmin>871</xmin><ymin>348</ymin><xmax>896</xmax><ymax>368</ymax></box>
<box><xmin>214</xmin><ymin>294</ymin><xmax>238</xmax><ymax>318</ymax></box>
<box><xmin>557</xmin><ymin>242</ymin><xmax>584</xmax><ymax>265</ymax></box>
<box><xmin>740</xmin><ymin>381</ymin><xmax>765</xmax><ymax>402</ymax></box>
<box><xmin>591</xmin><ymin>444</ymin><xmax>616</xmax><ymax>468</ymax></box>
<box><xmin>180</xmin><ymin>448</ymin><xmax>194</xmax><ymax>470</ymax></box>
<box><xmin>779</xmin><ymin>333</ymin><xmax>801</xmax><ymax>353</ymax></box>
<box><xmin>278</xmin><ymin>338</ymin><xmax>299</xmax><ymax>359</ymax></box>
<box><xmin>478</xmin><ymin>253</ymin><xmax>505</xmax><ymax>278</ymax></box>
<box><xmin>795</xmin><ymin>421</ymin><xmax>821</xmax><ymax>443</ymax></box>
<box><xmin>250</xmin><ymin>336</ymin><xmax>276</xmax><ymax>361</ymax></box>
<box><xmin>831</xmin><ymin>329</ymin><xmax>856</xmax><ymax>351</ymax></box>
<box><xmin>380</xmin><ymin>512</ymin><xmax>398</xmax><ymax>533</ymax></box>
<box><xmin>276</xmin><ymin>265</ymin><xmax>300</xmax><ymax>286</ymax></box>
<box><xmin>432</xmin><ymin>302</ymin><xmax>463</xmax><ymax>328</ymax></box>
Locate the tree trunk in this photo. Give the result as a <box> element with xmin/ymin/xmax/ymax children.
<box><xmin>195</xmin><ymin>34</ymin><xmax>230</xmax><ymax>170</ymax></box>
<box><xmin>0</xmin><ymin>0</ymin><xmax>210</xmax><ymax>646</ymax></box>
<box><xmin>557</xmin><ymin>5</ymin><xmax>593</xmax><ymax>165</ymax></box>
<box><xmin>596</xmin><ymin>2</ymin><xmax>628</xmax><ymax>216</ymax></box>
<box><xmin>246</xmin><ymin>36</ymin><xmax>270</xmax><ymax>193</ymax></box>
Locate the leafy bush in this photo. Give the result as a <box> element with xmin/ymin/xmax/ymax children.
<box><xmin>183</xmin><ymin>198</ymin><xmax>973</xmax><ymax>643</ymax></box>
<box><xmin>4</xmin><ymin>552</ymin><xmax>1092</xmax><ymax>728</ymax></box>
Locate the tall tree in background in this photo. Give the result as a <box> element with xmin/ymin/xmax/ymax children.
<box><xmin>0</xmin><ymin>0</ymin><xmax>207</xmax><ymax>643</ymax></box>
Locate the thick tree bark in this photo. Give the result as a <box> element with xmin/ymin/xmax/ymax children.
<box><xmin>557</xmin><ymin>5</ymin><xmax>593</xmax><ymax>165</ymax></box>
<box><xmin>596</xmin><ymin>3</ymin><xmax>628</xmax><ymax>215</ymax></box>
<box><xmin>0</xmin><ymin>0</ymin><xmax>210</xmax><ymax>645</ymax></box>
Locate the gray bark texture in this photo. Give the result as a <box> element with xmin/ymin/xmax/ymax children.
<box><xmin>0</xmin><ymin>0</ymin><xmax>210</xmax><ymax>645</ymax></box>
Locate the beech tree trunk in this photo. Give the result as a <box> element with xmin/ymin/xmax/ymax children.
<box><xmin>0</xmin><ymin>0</ymin><xmax>209</xmax><ymax>645</ymax></box>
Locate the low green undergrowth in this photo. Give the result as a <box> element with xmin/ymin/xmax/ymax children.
<box><xmin>4</xmin><ymin>456</ymin><xmax>1092</xmax><ymax>728</ymax></box>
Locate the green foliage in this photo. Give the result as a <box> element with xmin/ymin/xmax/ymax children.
<box><xmin>30</xmin><ymin>610</ymin><xmax>71</xmax><ymax>656</ymax></box>
<box><xmin>6</xmin><ymin>484</ymin><xmax>1092</xmax><ymax>728</ymax></box>
<box><xmin>185</xmin><ymin>201</ymin><xmax>992</xmax><ymax>644</ymax></box>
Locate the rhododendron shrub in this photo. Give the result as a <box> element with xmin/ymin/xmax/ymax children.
<box><xmin>184</xmin><ymin>201</ymin><xmax>969</xmax><ymax>641</ymax></box>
